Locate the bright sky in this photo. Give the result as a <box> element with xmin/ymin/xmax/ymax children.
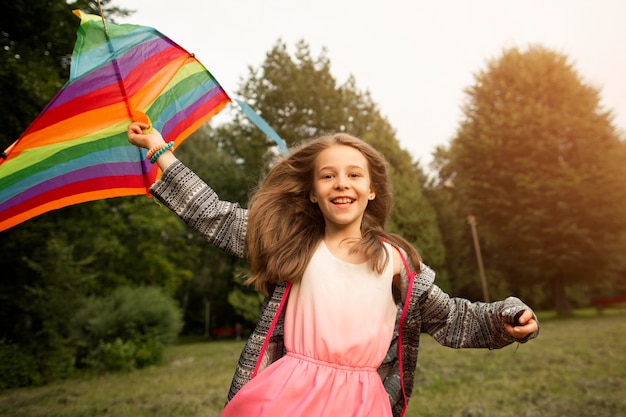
<box><xmin>114</xmin><ymin>0</ymin><xmax>626</xmax><ymax>168</ymax></box>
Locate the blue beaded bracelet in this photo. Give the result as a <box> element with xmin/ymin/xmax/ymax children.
<box><xmin>150</xmin><ymin>141</ymin><xmax>174</xmax><ymax>163</ymax></box>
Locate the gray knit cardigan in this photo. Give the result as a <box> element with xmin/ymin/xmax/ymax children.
<box><xmin>150</xmin><ymin>160</ymin><xmax>539</xmax><ymax>417</ymax></box>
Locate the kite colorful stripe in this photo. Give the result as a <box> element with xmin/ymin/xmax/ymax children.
<box><xmin>0</xmin><ymin>11</ymin><xmax>231</xmax><ymax>232</ymax></box>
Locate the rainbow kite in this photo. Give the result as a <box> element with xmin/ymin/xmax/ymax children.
<box><xmin>0</xmin><ymin>11</ymin><xmax>284</xmax><ymax>233</ymax></box>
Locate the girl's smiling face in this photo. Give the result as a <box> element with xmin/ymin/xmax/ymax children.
<box><xmin>310</xmin><ymin>144</ymin><xmax>376</xmax><ymax>235</ymax></box>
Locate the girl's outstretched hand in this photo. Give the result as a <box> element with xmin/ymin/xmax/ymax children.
<box><xmin>127</xmin><ymin>122</ymin><xmax>177</xmax><ymax>170</ymax></box>
<box><xmin>504</xmin><ymin>309</ymin><xmax>538</xmax><ymax>340</ymax></box>
<box><xmin>127</xmin><ymin>122</ymin><xmax>165</xmax><ymax>149</ymax></box>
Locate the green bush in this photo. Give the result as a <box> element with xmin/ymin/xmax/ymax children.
<box><xmin>0</xmin><ymin>339</ymin><xmax>75</xmax><ymax>389</ymax></box>
<box><xmin>36</xmin><ymin>343</ymin><xmax>76</xmax><ymax>382</ymax></box>
<box><xmin>71</xmin><ymin>286</ymin><xmax>183</xmax><ymax>372</ymax></box>
<box><xmin>0</xmin><ymin>340</ymin><xmax>42</xmax><ymax>389</ymax></box>
<box><xmin>83</xmin><ymin>338</ymin><xmax>137</xmax><ymax>372</ymax></box>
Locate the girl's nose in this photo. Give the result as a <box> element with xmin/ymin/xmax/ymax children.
<box><xmin>334</xmin><ymin>175</ymin><xmax>349</xmax><ymax>189</ymax></box>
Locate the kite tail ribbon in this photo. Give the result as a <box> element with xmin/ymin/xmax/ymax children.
<box><xmin>234</xmin><ymin>99</ymin><xmax>288</xmax><ymax>157</ymax></box>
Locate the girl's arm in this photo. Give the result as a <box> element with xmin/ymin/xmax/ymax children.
<box><xmin>419</xmin><ymin>281</ymin><xmax>539</xmax><ymax>349</ymax></box>
<box><xmin>396</xmin><ymin>254</ymin><xmax>539</xmax><ymax>349</ymax></box>
<box><xmin>128</xmin><ymin>123</ymin><xmax>248</xmax><ymax>258</ymax></box>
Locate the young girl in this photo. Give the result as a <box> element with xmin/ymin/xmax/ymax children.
<box><xmin>128</xmin><ymin>122</ymin><xmax>539</xmax><ymax>417</ymax></box>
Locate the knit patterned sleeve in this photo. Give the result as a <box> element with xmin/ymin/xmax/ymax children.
<box><xmin>419</xmin><ymin>280</ymin><xmax>539</xmax><ymax>349</ymax></box>
<box><xmin>149</xmin><ymin>160</ymin><xmax>248</xmax><ymax>258</ymax></box>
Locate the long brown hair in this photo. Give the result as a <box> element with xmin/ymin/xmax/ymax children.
<box><xmin>246</xmin><ymin>133</ymin><xmax>421</xmax><ymax>295</ymax></box>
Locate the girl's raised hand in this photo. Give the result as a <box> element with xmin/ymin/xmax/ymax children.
<box><xmin>127</xmin><ymin>122</ymin><xmax>165</xmax><ymax>149</ymax></box>
<box><xmin>504</xmin><ymin>309</ymin><xmax>539</xmax><ymax>340</ymax></box>
<box><xmin>128</xmin><ymin>122</ymin><xmax>177</xmax><ymax>170</ymax></box>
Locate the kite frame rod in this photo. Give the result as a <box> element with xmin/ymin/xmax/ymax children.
<box><xmin>96</xmin><ymin>0</ymin><xmax>109</xmax><ymax>34</ymax></box>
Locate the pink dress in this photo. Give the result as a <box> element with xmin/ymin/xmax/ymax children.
<box><xmin>221</xmin><ymin>241</ymin><xmax>397</xmax><ymax>417</ymax></box>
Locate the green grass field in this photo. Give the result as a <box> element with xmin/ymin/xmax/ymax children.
<box><xmin>1</xmin><ymin>311</ymin><xmax>624</xmax><ymax>417</ymax></box>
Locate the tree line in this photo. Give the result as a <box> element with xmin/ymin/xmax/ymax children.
<box><xmin>1</xmin><ymin>0</ymin><xmax>625</xmax><ymax>387</ymax></box>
